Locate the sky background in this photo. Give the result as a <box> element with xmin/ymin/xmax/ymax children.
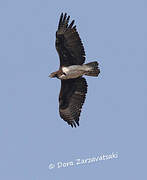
<box><xmin>0</xmin><ymin>0</ymin><xmax>146</xmax><ymax>179</ymax></box>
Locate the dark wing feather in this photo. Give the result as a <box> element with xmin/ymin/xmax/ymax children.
<box><xmin>56</xmin><ymin>13</ymin><xmax>85</xmax><ymax>67</ymax></box>
<box><xmin>59</xmin><ymin>77</ymin><xmax>87</xmax><ymax>127</ymax></box>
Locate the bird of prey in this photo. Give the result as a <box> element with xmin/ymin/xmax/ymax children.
<box><xmin>49</xmin><ymin>13</ymin><xmax>100</xmax><ymax>128</ymax></box>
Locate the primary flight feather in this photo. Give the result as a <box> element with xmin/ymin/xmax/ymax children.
<box><xmin>49</xmin><ymin>13</ymin><xmax>100</xmax><ymax>127</ymax></box>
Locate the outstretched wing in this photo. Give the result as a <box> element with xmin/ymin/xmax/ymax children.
<box><xmin>59</xmin><ymin>77</ymin><xmax>87</xmax><ymax>127</ymax></box>
<box><xmin>56</xmin><ymin>13</ymin><xmax>85</xmax><ymax>67</ymax></box>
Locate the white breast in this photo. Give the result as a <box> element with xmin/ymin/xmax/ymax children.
<box><xmin>62</xmin><ymin>67</ymin><xmax>70</xmax><ymax>74</ymax></box>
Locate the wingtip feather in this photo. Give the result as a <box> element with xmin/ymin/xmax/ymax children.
<box><xmin>68</xmin><ymin>20</ymin><xmax>75</xmax><ymax>28</ymax></box>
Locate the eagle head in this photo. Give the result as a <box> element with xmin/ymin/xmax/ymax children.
<box><xmin>49</xmin><ymin>72</ymin><xmax>58</xmax><ymax>78</ymax></box>
<box><xmin>49</xmin><ymin>69</ymin><xmax>66</xmax><ymax>79</ymax></box>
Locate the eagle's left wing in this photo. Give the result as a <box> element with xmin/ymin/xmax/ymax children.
<box><xmin>59</xmin><ymin>77</ymin><xmax>87</xmax><ymax>127</ymax></box>
<box><xmin>55</xmin><ymin>13</ymin><xmax>85</xmax><ymax>67</ymax></box>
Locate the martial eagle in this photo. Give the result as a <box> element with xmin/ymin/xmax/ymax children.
<box><xmin>49</xmin><ymin>13</ymin><xmax>100</xmax><ymax>127</ymax></box>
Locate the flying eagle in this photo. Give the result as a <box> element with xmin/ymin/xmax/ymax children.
<box><xmin>49</xmin><ymin>13</ymin><xmax>100</xmax><ymax>127</ymax></box>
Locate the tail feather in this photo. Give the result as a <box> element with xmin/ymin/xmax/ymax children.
<box><xmin>84</xmin><ymin>61</ymin><xmax>100</xmax><ymax>77</ymax></box>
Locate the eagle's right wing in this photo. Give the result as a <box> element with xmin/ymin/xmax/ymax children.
<box><xmin>59</xmin><ymin>77</ymin><xmax>87</xmax><ymax>127</ymax></box>
<box><xmin>55</xmin><ymin>13</ymin><xmax>85</xmax><ymax>67</ymax></box>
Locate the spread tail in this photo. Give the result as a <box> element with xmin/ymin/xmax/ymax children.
<box><xmin>84</xmin><ymin>61</ymin><xmax>100</xmax><ymax>77</ymax></box>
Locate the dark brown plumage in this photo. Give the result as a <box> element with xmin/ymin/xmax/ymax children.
<box><xmin>59</xmin><ymin>77</ymin><xmax>87</xmax><ymax>127</ymax></box>
<box><xmin>49</xmin><ymin>13</ymin><xmax>100</xmax><ymax>127</ymax></box>
<box><xmin>55</xmin><ymin>13</ymin><xmax>85</xmax><ymax>66</ymax></box>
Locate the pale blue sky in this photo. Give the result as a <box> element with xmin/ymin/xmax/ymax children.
<box><xmin>0</xmin><ymin>0</ymin><xmax>146</xmax><ymax>179</ymax></box>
